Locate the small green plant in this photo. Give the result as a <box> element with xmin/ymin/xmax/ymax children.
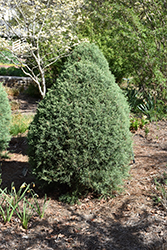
<box><xmin>130</xmin><ymin>115</ymin><xmax>149</xmax><ymax>132</ymax></box>
<box><xmin>0</xmin><ymin>182</ymin><xmax>30</xmax><ymax>223</ymax></box>
<box><xmin>15</xmin><ymin>197</ymin><xmax>34</xmax><ymax>230</ymax></box>
<box><xmin>0</xmin><ymin>182</ymin><xmax>50</xmax><ymax>228</ymax></box>
<box><xmin>153</xmin><ymin>172</ymin><xmax>167</xmax><ymax>211</ymax></box>
<box><xmin>124</xmin><ymin>86</ymin><xmax>144</xmax><ymax>113</ymax></box>
<box><xmin>130</xmin><ymin>117</ymin><xmax>140</xmax><ymax>131</ymax></box>
<box><xmin>138</xmin><ymin>93</ymin><xmax>167</xmax><ymax>121</ymax></box>
<box><xmin>10</xmin><ymin>113</ymin><xmax>34</xmax><ymax>136</ymax></box>
<box><xmin>14</xmin><ymin>182</ymin><xmax>49</xmax><ymax>229</ymax></box>
<box><xmin>144</xmin><ymin>127</ymin><xmax>149</xmax><ymax>139</ymax></box>
<box><xmin>0</xmin><ymin>151</ymin><xmax>10</xmax><ymax>159</ymax></box>
<box><xmin>30</xmin><ymin>192</ymin><xmax>50</xmax><ymax>219</ymax></box>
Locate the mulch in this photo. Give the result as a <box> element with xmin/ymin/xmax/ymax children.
<box><xmin>0</xmin><ymin>93</ymin><xmax>167</xmax><ymax>249</ymax></box>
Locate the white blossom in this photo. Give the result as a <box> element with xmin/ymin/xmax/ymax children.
<box><xmin>0</xmin><ymin>0</ymin><xmax>85</xmax><ymax>98</ymax></box>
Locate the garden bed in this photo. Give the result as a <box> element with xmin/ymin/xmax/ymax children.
<box><xmin>0</xmin><ymin>94</ymin><xmax>167</xmax><ymax>249</ymax></box>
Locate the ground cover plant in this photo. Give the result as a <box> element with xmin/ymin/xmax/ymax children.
<box><xmin>0</xmin><ymin>83</ymin><xmax>11</xmax><ymax>153</ymax></box>
<box><xmin>0</xmin><ymin>179</ymin><xmax>50</xmax><ymax>229</ymax></box>
<box><xmin>10</xmin><ymin>113</ymin><xmax>34</xmax><ymax>136</ymax></box>
<box><xmin>28</xmin><ymin>43</ymin><xmax>132</xmax><ymax>203</ymax></box>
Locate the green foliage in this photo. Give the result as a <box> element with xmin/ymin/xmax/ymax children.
<box><xmin>130</xmin><ymin>115</ymin><xmax>149</xmax><ymax>132</ymax></box>
<box><xmin>10</xmin><ymin>113</ymin><xmax>34</xmax><ymax>136</ymax></box>
<box><xmin>0</xmin><ymin>151</ymin><xmax>10</xmax><ymax>159</ymax></box>
<box><xmin>123</xmin><ymin>86</ymin><xmax>144</xmax><ymax>113</ymax></box>
<box><xmin>78</xmin><ymin>0</ymin><xmax>130</xmax><ymax>82</ymax></box>
<box><xmin>64</xmin><ymin>42</ymin><xmax>110</xmax><ymax>72</ymax></box>
<box><xmin>0</xmin><ymin>51</ymin><xmax>19</xmax><ymax>64</ymax></box>
<box><xmin>0</xmin><ymin>67</ymin><xmax>26</xmax><ymax>77</ymax></box>
<box><xmin>0</xmin><ymin>83</ymin><xmax>11</xmax><ymax>152</ymax></box>
<box><xmin>44</xmin><ymin>58</ymin><xmax>67</xmax><ymax>90</ymax></box>
<box><xmin>153</xmin><ymin>172</ymin><xmax>167</xmax><ymax>210</ymax></box>
<box><xmin>28</xmin><ymin>43</ymin><xmax>132</xmax><ymax>202</ymax></box>
<box><xmin>144</xmin><ymin>126</ymin><xmax>149</xmax><ymax>139</ymax></box>
<box><xmin>0</xmin><ymin>182</ymin><xmax>30</xmax><ymax>224</ymax></box>
<box><xmin>79</xmin><ymin>0</ymin><xmax>167</xmax><ymax>100</ymax></box>
<box><xmin>0</xmin><ymin>181</ymin><xmax>49</xmax><ymax>229</ymax></box>
<box><xmin>138</xmin><ymin>94</ymin><xmax>167</xmax><ymax>121</ymax></box>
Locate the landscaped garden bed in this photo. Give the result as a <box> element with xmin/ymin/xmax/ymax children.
<box><xmin>0</xmin><ymin>88</ymin><xmax>167</xmax><ymax>249</ymax></box>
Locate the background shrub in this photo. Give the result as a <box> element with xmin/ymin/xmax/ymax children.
<box><xmin>0</xmin><ymin>67</ymin><xmax>26</xmax><ymax>77</ymax></box>
<box><xmin>0</xmin><ymin>83</ymin><xmax>11</xmax><ymax>152</ymax></box>
<box><xmin>28</xmin><ymin>43</ymin><xmax>132</xmax><ymax>202</ymax></box>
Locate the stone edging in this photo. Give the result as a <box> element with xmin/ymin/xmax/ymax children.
<box><xmin>0</xmin><ymin>76</ymin><xmax>34</xmax><ymax>87</ymax></box>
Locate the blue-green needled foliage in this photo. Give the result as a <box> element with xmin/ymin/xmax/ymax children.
<box><xmin>28</xmin><ymin>43</ymin><xmax>132</xmax><ymax>203</ymax></box>
<box><xmin>0</xmin><ymin>83</ymin><xmax>11</xmax><ymax>152</ymax></box>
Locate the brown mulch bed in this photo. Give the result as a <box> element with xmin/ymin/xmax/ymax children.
<box><xmin>0</xmin><ymin>92</ymin><xmax>167</xmax><ymax>249</ymax></box>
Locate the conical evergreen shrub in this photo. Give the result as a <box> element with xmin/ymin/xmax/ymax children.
<box><xmin>64</xmin><ymin>42</ymin><xmax>109</xmax><ymax>72</ymax></box>
<box><xmin>0</xmin><ymin>83</ymin><xmax>11</xmax><ymax>152</ymax></box>
<box><xmin>28</xmin><ymin>43</ymin><xmax>132</xmax><ymax>202</ymax></box>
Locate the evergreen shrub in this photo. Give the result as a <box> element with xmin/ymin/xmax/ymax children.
<box><xmin>0</xmin><ymin>83</ymin><xmax>11</xmax><ymax>152</ymax></box>
<box><xmin>28</xmin><ymin>43</ymin><xmax>132</xmax><ymax>202</ymax></box>
<box><xmin>0</xmin><ymin>67</ymin><xmax>26</xmax><ymax>77</ymax></box>
<box><xmin>65</xmin><ymin>42</ymin><xmax>109</xmax><ymax>72</ymax></box>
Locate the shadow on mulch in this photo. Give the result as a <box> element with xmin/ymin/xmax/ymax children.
<box><xmin>0</xmin><ymin>161</ymin><xmax>35</xmax><ymax>190</ymax></box>
<box><xmin>0</xmin><ymin>136</ymin><xmax>36</xmax><ymax>192</ymax></box>
<box><xmin>0</xmin><ymin>205</ymin><xmax>163</xmax><ymax>250</ymax></box>
<box><xmin>9</xmin><ymin>136</ymin><xmax>28</xmax><ymax>156</ymax></box>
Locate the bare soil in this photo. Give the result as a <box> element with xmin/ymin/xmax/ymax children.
<box><xmin>0</xmin><ymin>92</ymin><xmax>167</xmax><ymax>250</ymax></box>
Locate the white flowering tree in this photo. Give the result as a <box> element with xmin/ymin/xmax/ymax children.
<box><xmin>0</xmin><ymin>0</ymin><xmax>84</xmax><ymax>98</ymax></box>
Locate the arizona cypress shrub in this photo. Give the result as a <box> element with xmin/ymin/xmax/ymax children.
<box><xmin>28</xmin><ymin>43</ymin><xmax>132</xmax><ymax>201</ymax></box>
<box><xmin>0</xmin><ymin>83</ymin><xmax>11</xmax><ymax>152</ymax></box>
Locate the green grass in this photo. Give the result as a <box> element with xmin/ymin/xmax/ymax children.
<box><xmin>10</xmin><ymin>113</ymin><xmax>34</xmax><ymax>136</ymax></box>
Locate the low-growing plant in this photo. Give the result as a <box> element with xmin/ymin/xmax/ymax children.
<box><xmin>30</xmin><ymin>192</ymin><xmax>50</xmax><ymax>219</ymax></box>
<box><xmin>138</xmin><ymin>94</ymin><xmax>167</xmax><ymax>121</ymax></box>
<box><xmin>5</xmin><ymin>87</ymin><xmax>20</xmax><ymax>97</ymax></box>
<box><xmin>0</xmin><ymin>182</ymin><xmax>30</xmax><ymax>223</ymax></box>
<box><xmin>130</xmin><ymin>115</ymin><xmax>149</xmax><ymax>132</ymax></box>
<box><xmin>15</xmin><ymin>196</ymin><xmax>34</xmax><ymax>230</ymax></box>
<box><xmin>153</xmin><ymin>172</ymin><xmax>167</xmax><ymax>211</ymax></box>
<box><xmin>10</xmin><ymin>113</ymin><xmax>34</xmax><ymax>136</ymax></box>
<box><xmin>0</xmin><ymin>181</ymin><xmax>49</xmax><ymax>228</ymax></box>
<box><xmin>0</xmin><ymin>151</ymin><xmax>10</xmax><ymax>159</ymax></box>
<box><xmin>144</xmin><ymin>127</ymin><xmax>149</xmax><ymax>139</ymax></box>
<box><xmin>124</xmin><ymin>86</ymin><xmax>144</xmax><ymax>113</ymax></box>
